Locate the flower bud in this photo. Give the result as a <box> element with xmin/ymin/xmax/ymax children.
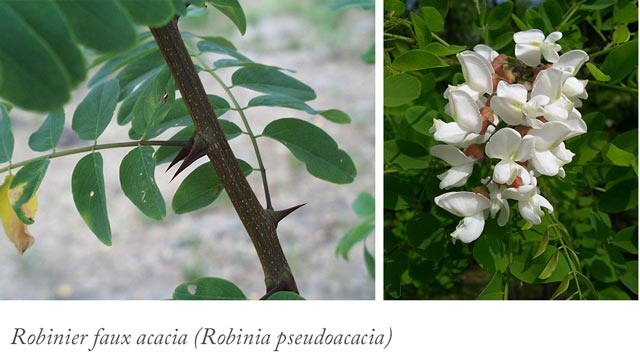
<box><xmin>479</xmin><ymin>106</ymin><xmax>495</xmax><ymax>135</ymax></box>
<box><xmin>508</xmin><ymin>176</ymin><xmax>523</xmax><ymax>188</ymax></box>
<box><xmin>464</xmin><ymin>143</ymin><xmax>485</xmax><ymax>161</ymax></box>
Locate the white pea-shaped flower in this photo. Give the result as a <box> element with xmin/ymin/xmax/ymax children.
<box><xmin>503</xmin><ymin>175</ymin><xmax>553</xmax><ymax>225</ymax></box>
<box><xmin>485</xmin><ymin>127</ymin><xmax>535</xmax><ymax>185</ymax></box>
<box><xmin>435</xmin><ymin>191</ymin><xmax>492</xmax><ymax>243</ymax></box>
<box><xmin>431</xmin><ymin>90</ymin><xmax>487</xmax><ymax>147</ymax></box>
<box><xmin>531</xmin><ymin>68</ymin><xmax>573</xmax><ymax>123</ymax></box>
<box><xmin>457</xmin><ymin>49</ymin><xmax>495</xmax><ymax>96</ymax></box>
<box><xmin>528</xmin><ymin>122</ymin><xmax>574</xmax><ymax>177</ymax></box>
<box><xmin>430</xmin><ymin>145</ymin><xmax>476</xmax><ymax>189</ymax></box>
<box><xmin>514</xmin><ymin>29</ymin><xmax>563</xmax><ymax>67</ymax></box>
<box><xmin>490</xmin><ymin>81</ymin><xmax>549</xmax><ymax>126</ymax></box>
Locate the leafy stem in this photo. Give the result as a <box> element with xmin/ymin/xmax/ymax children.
<box><xmin>588</xmin><ymin>81</ymin><xmax>638</xmax><ymax>93</ymax></box>
<box><xmin>0</xmin><ymin>140</ymin><xmax>185</xmax><ymax>175</ymax></box>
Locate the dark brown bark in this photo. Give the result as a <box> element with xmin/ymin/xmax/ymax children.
<box><xmin>150</xmin><ymin>18</ymin><xmax>298</xmax><ymax>297</ymax></box>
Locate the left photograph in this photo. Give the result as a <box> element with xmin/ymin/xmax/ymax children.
<box><xmin>0</xmin><ymin>0</ymin><xmax>374</xmax><ymax>300</ymax></box>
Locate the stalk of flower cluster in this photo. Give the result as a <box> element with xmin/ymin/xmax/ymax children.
<box><xmin>430</xmin><ymin>29</ymin><xmax>589</xmax><ymax>243</ymax></box>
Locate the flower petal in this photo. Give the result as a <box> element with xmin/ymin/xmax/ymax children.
<box><xmin>531</xmin><ymin>150</ymin><xmax>562</xmax><ymax>176</ymax></box>
<box><xmin>430</xmin><ymin>144</ymin><xmax>474</xmax><ymax>166</ymax></box>
<box><xmin>473</xmin><ymin>44</ymin><xmax>499</xmax><ymax>63</ymax></box>
<box><xmin>432</xmin><ymin>119</ymin><xmax>469</xmax><ymax>145</ymax></box>
<box><xmin>485</xmin><ymin>127</ymin><xmax>523</xmax><ymax>160</ymax></box>
<box><xmin>514</xmin><ymin>29</ymin><xmax>545</xmax><ymax>44</ymax></box>
<box><xmin>449</xmin><ymin>90</ymin><xmax>483</xmax><ymax>133</ymax></box>
<box><xmin>435</xmin><ymin>191</ymin><xmax>491</xmax><ymax>217</ymax></box>
<box><xmin>437</xmin><ymin>163</ymin><xmax>474</xmax><ymax>189</ymax></box>
<box><xmin>529</xmin><ymin>122</ymin><xmax>572</xmax><ymax>150</ymax></box>
<box><xmin>451</xmin><ymin>212</ymin><xmax>486</xmax><ymax>243</ymax></box>
<box><xmin>457</xmin><ymin>50</ymin><xmax>494</xmax><ymax>94</ymax></box>
<box><xmin>545</xmin><ymin>31</ymin><xmax>563</xmax><ymax>43</ymax></box>
<box><xmin>515</xmin><ymin>44</ymin><xmax>542</xmax><ymax>67</ymax></box>
<box><xmin>553</xmin><ymin>50</ymin><xmax>589</xmax><ymax>75</ymax></box>
<box><xmin>532</xmin><ymin>68</ymin><xmax>564</xmax><ymax>100</ymax></box>
<box><xmin>493</xmin><ymin>160</ymin><xmax>517</xmax><ymax>184</ymax></box>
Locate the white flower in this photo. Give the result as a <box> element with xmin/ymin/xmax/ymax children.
<box><xmin>456</xmin><ymin>49</ymin><xmax>495</xmax><ymax>96</ymax></box>
<box><xmin>490</xmin><ymin>81</ymin><xmax>549</xmax><ymax>126</ymax></box>
<box><xmin>487</xmin><ymin>181</ymin><xmax>510</xmax><ymax>226</ymax></box>
<box><xmin>503</xmin><ymin>175</ymin><xmax>553</xmax><ymax>224</ymax></box>
<box><xmin>430</xmin><ymin>145</ymin><xmax>476</xmax><ymax>189</ymax></box>
<box><xmin>560</xmin><ymin>108</ymin><xmax>587</xmax><ymax>138</ymax></box>
<box><xmin>473</xmin><ymin>44</ymin><xmax>499</xmax><ymax>63</ymax></box>
<box><xmin>485</xmin><ymin>127</ymin><xmax>535</xmax><ymax>185</ymax></box>
<box><xmin>435</xmin><ymin>191</ymin><xmax>492</xmax><ymax>243</ymax></box>
<box><xmin>552</xmin><ymin>50</ymin><xmax>589</xmax><ymax>75</ymax></box>
<box><xmin>531</xmin><ymin>68</ymin><xmax>573</xmax><ymax>123</ymax></box>
<box><xmin>528</xmin><ymin>122</ymin><xmax>574</xmax><ymax>177</ymax></box>
<box><xmin>431</xmin><ymin>90</ymin><xmax>487</xmax><ymax>147</ymax></box>
<box><xmin>514</xmin><ymin>29</ymin><xmax>562</xmax><ymax>66</ymax></box>
<box><xmin>561</xmin><ymin>76</ymin><xmax>589</xmax><ymax>107</ymax></box>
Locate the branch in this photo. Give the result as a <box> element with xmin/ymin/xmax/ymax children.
<box><xmin>150</xmin><ymin>18</ymin><xmax>299</xmax><ymax>296</ymax></box>
<box><xmin>0</xmin><ymin>140</ymin><xmax>185</xmax><ymax>174</ymax></box>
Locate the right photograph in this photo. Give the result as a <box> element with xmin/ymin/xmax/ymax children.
<box><xmin>384</xmin><ymin>0</ymin><xmax>638</xmax><ymax>300</ymax></box>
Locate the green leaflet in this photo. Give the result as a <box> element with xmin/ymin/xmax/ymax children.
<box><xmin>247</xmin><ymin>94</ymin><xmax>351</xmax><ymax>124</ymax></box>
<box><xmin>209</xmin><ymin>0</ymin><xmax>247</xmax><ymax>35</ymax></box>
<box><xmin>72</xmin><ymin>153</ymin><xmax>111</xmax><ymax>246</ymax></box>
<box><xmin>172</xmin><ymin>159</ymin><xmax>252</xmax><ymax>214</ymax></box>
<box><xmin>119</xmin><ymin>146</ymin><xmax>166</xmax><ymax>220</ymax></box>
<box><xmin>131</xmin><ymin>68</ymin><xmax>176</xmax><ymax>139</ymax></box>
<box><xmin>0</xmin><ymin>104</ymin><xmax>13</xmax><ymax>163</ymax></box>
<box><xmin>72</xmin><ymin>78</ymin><xmax>120</xmax><ymax>141</ymax></box>
<box><xmin>173</xmin><ymin>277</ymin><xmax>247</xmax><ymax>300</ymax></box>
<box><xmin>9</xmin><ymin>159</ymin><xmax>49</xmax><ymax>225</ymax></box>
<box><xmin>262</xmin><ymin>118</ymin><xmax>357</xmax><ymax>184</ymax></box>
<box><xmin>391</xmin><ymin>50</ymin><xmax>449</xmax><ymax>71</ymax></box>
<box><xmin>53</xmin><ymin>0</ymin><xmax>137</xmax><ymax>52</ymax></box>
<box><xmin>336</xmin><ymin>219</ymin><xmax>374</xmax><ymax>260</ymax></box>
<box><xmin>28</xmin><ymin>109</ymin><xmax>65</xmax><ymax>152</ymax></box>
<box><xmin>0</xmin><ymin>2</ymin><xmax>72</xmax><ymax>111</ymax></box>
<box><xmin>117</xmin><ymin>0</ymin><xmax>175</xmax><ymax>28</ymax></box>
<box><xmin>266</xmin><ymin>291</ymin><xmax>305</xmax><ymax>300</ymax></box>
<box><xmin>232</xmin><ymin>67</ymin><xmax>316</xmax><ymax>101</ymax></box>
<box><xmin>384</xmin><ymin>74</ymin><xmax>421</xmax><ymax>107</ymax></box>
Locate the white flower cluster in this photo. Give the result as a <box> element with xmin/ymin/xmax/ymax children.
<box><xmin>430</xmin><ymin>29</ymin><xmax>589</xmax><ymax>243</ymax></box>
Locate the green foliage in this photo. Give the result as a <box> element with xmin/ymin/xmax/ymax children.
<box><xmin>173</xmin><ymin>277</ymin><xmax>247</xmax><ymax>300</ymax></box>
<box><xmin>172</xmin><ymin>160</ymin><xmax>252</xmax><ymax>214</ymax></box>
<box><xmin>71</xmin><ymin>153</ymin><xmax>111</xmax><ymax>246</ymax></box>
<box><xmin>232</xmin><ymin>67</ymin><xmax>317</xmax><ymax>101</ymax></box>
<box><xmin>262</xmin><ymin>118</ymin><xmax>357</xmax><ymax>184</ymax></box>
<box><xmin>208</xmin><ymin>0</ymin><xmax>247</xmax><ymax>35</ymax></box>
<box><xmin>72</xmin><ymin>79</ymin><xmax>120</xmax><ymax>141</ymax></box>
<box><xmin>119</xmin><ymin>146</ymin><xmax>166</xmax><ymax>221</ymax></box>
<box><xmin>28</xmin><ymin>110</ymin><xmax>65</xmax><ymax>152</ymax></box>
<box><xmin>9</xmin><ymin>159</ymin><xmax>49</xmax><ymax>224</ymax></box>
<box><xmin>384</xmin><ymin>0</ymin><xmax>638</xmax><ymax>300</ymax></box>
<box><xmin>337</xmin><ymin>192</ymin><xmax>375</xmax><ymax>278</ymax></box>
<box><xmin>0</xmin><ymin>1</ymin><xmax>359</xmax><ymax>301</ymax></box>
<box><xmin>0</xmin><ymin>104</ymin><xmax>13</xmax><ymax>163</ymax></box>
<box><xmin>266</xmin><ymin>291</ymin><xmax>306</xmax><ymax>300</ymax></box>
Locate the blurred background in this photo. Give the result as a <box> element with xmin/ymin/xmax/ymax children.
<box><xmin>0</xmin><ymin>0</ymin><xmax>374</xmax><ymax>300</ymax></box>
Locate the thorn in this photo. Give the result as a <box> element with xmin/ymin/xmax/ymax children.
<box><xmin>267</xmin><ymin>203</ymin><xmax>306</xmax><ymax>226</ymax></box>
<box><xmin>166</xmin><ymin>134</ymin><xmax>206</xmax><ymax>181</ymax></box>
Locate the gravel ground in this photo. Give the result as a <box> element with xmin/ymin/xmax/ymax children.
<box><xmin>0</xmin><ymin>3</ymin><xmax>374</xmax><ymax>300</ymax></box>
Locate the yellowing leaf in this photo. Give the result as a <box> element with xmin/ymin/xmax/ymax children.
<box><xmin>0</xmin><ymin>175</ymin><xmax>37</xmax><ymax>254</ymax></box>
